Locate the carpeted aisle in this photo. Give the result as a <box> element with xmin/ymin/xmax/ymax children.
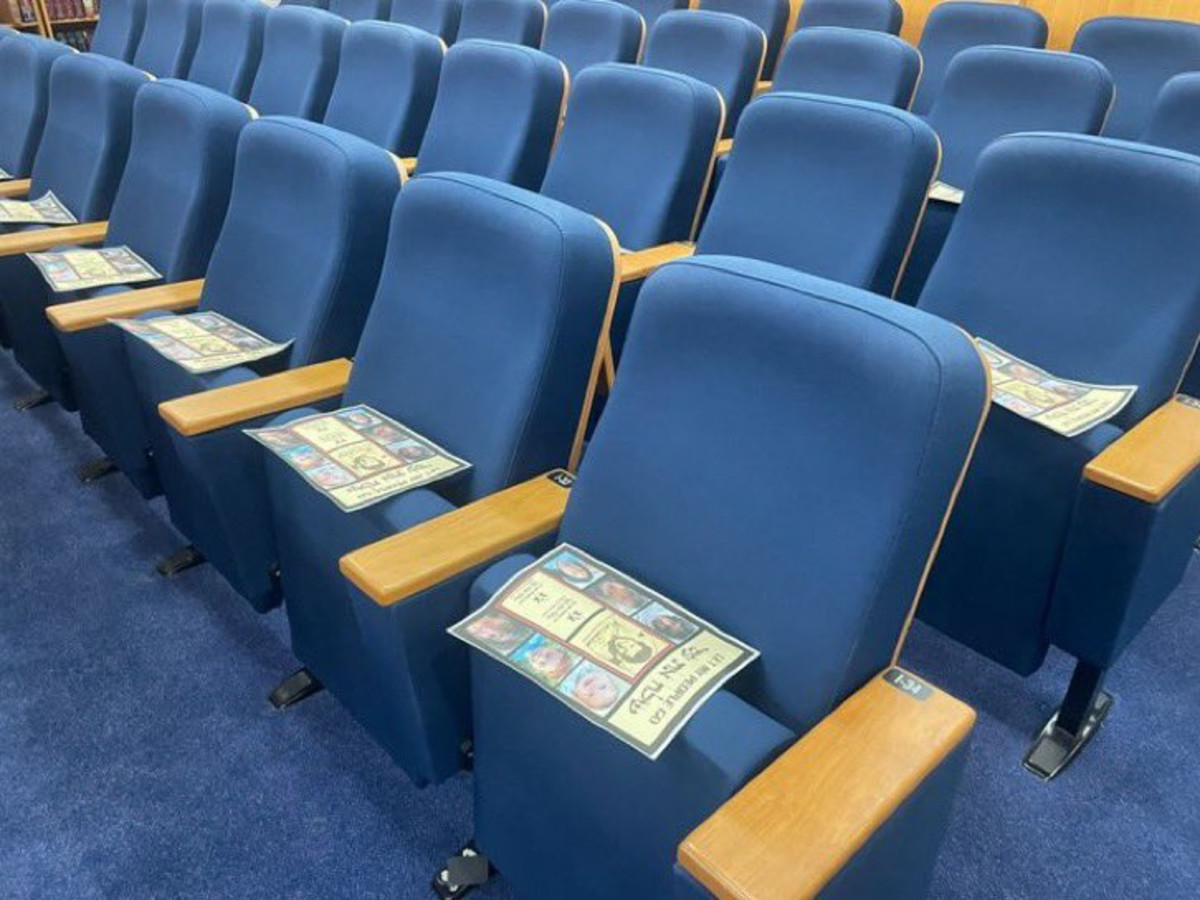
<box><xmin>0</xmin><ymin>351</ymin><xmax>1197</xmax><ymax>899</ymax></box>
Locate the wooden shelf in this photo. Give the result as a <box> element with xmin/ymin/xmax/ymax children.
<box><xmin>51</xmin><ymin>15</ymin><xmax>98</xmax><ymax>28</ymax></box>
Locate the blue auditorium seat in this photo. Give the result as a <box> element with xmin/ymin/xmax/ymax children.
<box><xmin>411</xmin><ymin>40</ymin><xmax>566</xmax><ymax>188</ymax></box>
<box><xmin>121</xmin><ymin>118</ymin><xmax>402</xmax><ymax>601</ymax></box>
<box><xmin>389</xmin><ymin>0</ymin><xmax>462</xmax><ymax>43</ymax></box>
<box><xmin>915</xmin><ymin>133</ymin><xmax>1200</xmax><ymax>778</ymax></box>
<box><xmin>131</xmin><ymin>0</ymin><xmax>203</xmax><ymax>78</ymax></box>
<box><xmin>700</xmin><ymin>0</ymin><xmax>789</xmax><ymax>78</ymax></box>
<box><xmin>457</xmin><ymin>0</ymin><xmax>547</xmax><ymax>46</ymax></box>
<box><xmin>282</xmin><ymin>0</ymin><xmax>332</xmax><ymax>7</ymax></box>
<box><xmin>465</xmin><ymin>253</ymin><xmax>988</xmax><ymax>900</ymax></box>
<box><xmin>330</xmin><ymin>0</ymin><xmax>392</xmax><ymax>20</ymax></box>
<box><xmin>1071</xmin><ymin>16</ymin><xmax>1200</xmax><ymax>140</ymax></box>
<box><xmin>643</xmin><ymin>10</ymin><xmax>767</xmax><ymax>138</ymax></box>
<box><xmin>1144</xmin><ymin>71</ymin><xmax>1200</xmax><ymax>156</ymax></box>
<box><xmin>90</xmin><ymin>0</ymin><xmax>148</xmax><ymax>62</ymax></box>
<box><xmin>323</xmin><ymin>22</ymin><xmax>444</xmax><ymax>155</ymax></box>
<box><xmin>248</xmin><ymin>6</ymin><xmax>345</xmax><ymax>119</ymax></box>
<box><xmin>772</xmin><ymin>25</ymin><xmax>920</xmax><ymax>107</ymax></box>
<box><xmin>617</xmin><ymin>0</ymin><xmax>685</xmax><ymax>30</ymax></box>
<box><xmin>185</xmin><ymin>0</ymin><xmax>266</xmax><ymax>101</ymax></box>
<box><xmin>541</xmin><ymin>0</ymin><xmax>644</xmax><ymax>76</ymax></box>
<box><xmin>912</xmin><ymin>1</ymin><xmax>1048</xmax><ymax>115</ymax></box>
<box><xmin>796</xmin><ymin>0</ymin><xmax>902</xmax><ymax>35</ymax></box>
<box><xmin>898</xmin><ymin>46</ymin><xmax>1112</xmax><ymax>304</ymax></box>
<box><xmin>0</xmin><ymin>35</ymin><xmax>73</xmax><ymax>183</ymax></box>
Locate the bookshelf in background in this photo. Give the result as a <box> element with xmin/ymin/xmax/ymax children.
<box><xmin>0</xmin><ymin>0</ymin><xmax>48</xmax><ymax>36</ymax></box>
<box><xmin>36</xmin><ymin>0</ymin><xmax>99</xmax><ymax>49</ymax></box>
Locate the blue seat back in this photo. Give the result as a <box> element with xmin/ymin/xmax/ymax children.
<box><xmin>773</xmin><ymin>26</ymin><xmax>920</xmax><ymax>107</ymax></box>
<box><xmin>331</xmin><ymin>0</ymin><xmax>392</xmax><ymax>19</ymax></box>
<box><xmin>389</xmin><ymin>0</ymin><xmax>462</xmax><ymax>42</ymax></box>
<box><xmin>701</xmin><ymin>92</ymin><xmax>937</xmax><ymax>297</ymax></box>
<box><xmin>324</xmin><ymin>22</ymin><xmax>443</xmax><ymax>155</ymax></box>
<box><xmin>701</xmin><ymin>0</ymin><xmax>789</xmax><ymax>77</ymax></box>
<box><xmin>457</xmin><ymin>0</ymin><xmax>547</xmax><ymax>45</ymax></box>
<box><xmin>926</xmin><ymin>46</ymin><xmax>1112</xmax><ymax>191</ymax></box>
<box><xmin>90</xmin><ymin>0</ymin><xmax>148</xmax><ymax>61</ymax></box>
<box><xmin>615</xmin><ymin>0</ymin><xmax>684</xmax><ymax>30</ymax></box>
<box><xmin>797</xmin><ymin>0</ymin><xmax>902</xmax><ymax>34</ymax></box>
<box><xmin>0</xmin><ymin>35</ymin><xmax>73</xmax><ymax>179</ymax></box>
<box><xmin>541</xmin><ymin>64</ymin><xmax>723</xmax><ymax>249</ymax></box>
<box><xmin>346</xmin><ymin>173</ymin><xmax>615</xmax><ymax>500</ymax></box>
<box><xmin>132</xmin><ymin>0</ymin><xmax>203</xmax><ymax>77</ymax></box>
<box><xmin>644</xmin><ymin>10</ymin><xmax>766</xmax><ymax>137</ymax></box>
<box><xmin>541</xmin><ymin>0</ymin><xmax>644</xmax><ymax>76</ymax></box>
<box><xmin>416</xmin><ymin>40</ymin><xmax>565</xmax><ymax>188</ymax></box>
<box><xmin>249</xmin><ymin>7</ymin><xmax>345</xmax><ymax>119</ymax></box>
<box><xmin>200</xmin><ymin>117</ymin><xmax>402</xmax><ymax>365</ymax></box>
<box><xmin>912</xmin><ymin>1</ymin><xmax>1047</xmax><ymax>115</ymax></box>
<box><xmin>1072</xmin><ymin>16</ymin><xmax>1200</xmax><ymax>140</ymax></box>
<box><xmin>920</xmin><ymin>133</ymin><xmax>1200</xmax><ymax>427</ymax></box>
<box><xmin>282</xmin><ymin>0</ymin><xmax>331</xmax><ymax>6</ymax></box>
<box><xmin>104</xmin><ymin>80</ymin><xmax>252</xmax><ymax>282</ymax></box>
<box><xmin>30</xmin><ymin>55</ymin><xmax>150</xmax><ymax>222</ymax></box>
<box><xmin>561</xmin><ymin>255</ymin><xmax>987</xmax><ymax>733</ymax></box>
<box><xmin>1143</xmin><ymin>72</ymin><xmax>1200</xmax><ymax>156</ymax></box>
<box><xmin>186</xmin><ymin>0</ymin><xmax>266</xmax><ymax>101</ymax></box>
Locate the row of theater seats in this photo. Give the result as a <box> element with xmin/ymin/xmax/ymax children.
<box><xmin>1</xmin><ymin>3</ymin><xmax>1198</xmax><ymax>899</ymax></box>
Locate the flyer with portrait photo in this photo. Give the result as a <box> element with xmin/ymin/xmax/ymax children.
<box><xmin>246</xmin><ymin>405</ymin><xmax>471</xmax><ymax>513</ymax></box>
<box><xmin>928</xmin><ymin>181</ymin><xmax>964</xmax><ymax>205</ymax></box>
<box><xmin>27</xmin><ymin>246</ymin><xmax>162</xmax><ymax>292</ymax></box>
<box><xmin>112</xmin><ymin>312</ymin><xmax>291</xmax><ymax>375</ymax></box>
<box><xmin>0</xmin><ymin>192</ymin><xmax>76</xmax><ymax>225</ymax></box>
<box><xmin>450</xmin><ymin>544</ymin><xmax>759</xmax><ymax>761</ymax></box>
<box><xmin>977</xmin><ymin>338</ymin><xmax>1136</xmax><ymax>437</ymax></box>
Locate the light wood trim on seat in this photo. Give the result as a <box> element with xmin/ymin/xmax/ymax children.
<box><xmin>47</xmin><ymin>279</ymin><xmax>206</xmax><ymax>332</ymax></box>
<box><xmin>754</xmin><ymin>80</ymin><xmax>771</xmax><ymax>96</ymax></box>
<box><xmin>716</xmin><ymin>138</ymin><xmax>734</xmax><ymax>156</ymax></box>
<box><xmin>618</xmin><ymin>242</ymin><xmax>694</xmax><ymax>284</ymax></box>
<box><xmin>0</xmin><ymin>220</ymin><xmax>108</xmax><ymax>257</ymax></box>
<box><xmin>340</xmin><ymin>471</ymin><xmax>573</xmax><ymax>607</ymax></box>
<box><xmin>158</xmin><ymin>358</ymin><xmax>353</xmax><ymax>437</ymax></box>
<box><xmin>1084</xmin><ymin>396</ymin><xmax>1200</xmax><ymax>503</ymax></box>
<box><xmin>0</xmin><ymin>178</ymin><xmax>32</xmax><ymax>198</ymax></box>
<box><xmin>678</xmin><ymin>669</ymin><xmax>976</xmax><ymax>900</ymax></box>
<box><xmin>400</xmin><ymin>157</ymin><xmax>417</xmax><ymax>176</ymax></box>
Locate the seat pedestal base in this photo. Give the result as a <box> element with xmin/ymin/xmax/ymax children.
<box><xmin>268</xmin><ymin>668</ymin><xmax>323</xmax><ymax>710</ymax></box>
<box><xmin>13</xmin><ymin>389</ymin><xmax>51</xmax><ymax>411</ymax></box>
<box><xmin>1024</xmin><ymin>660</ymin><xmax>1112</xmax><ymax>780</ymax></box>
<box><xmin>433</xmin><ymin>845</ymin><xmax>491</xmax><ymax>900</ymax></box>
<box><xmin>78</xmin><ymin>457</ymin><xmax>118</xmax><ymax>483</ymax></box>
<box><xmin>155</xmin><ymin>545</ymin><xmax>205</xmax><ymax>577</ymax></box>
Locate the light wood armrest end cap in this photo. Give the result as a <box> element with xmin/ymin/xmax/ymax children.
<box><xmin>0</xmin><ymin>220</ymin><xmax>109</xmax><ymax>257</ymax></box>
<box><xmin>0</xmin><ymin>178</ymin><xmax>32</xmax><ymax>198</ymax></box>
<box><xmin>47</xmin><ymin>279</ymin><xmax>205</xmax><ymax>332</ymax></box>
<box><xmin>619</xmin><ymin>242</ymin><xmax>695</xmax><ymax>284</ymax></box>
<box><xmin>1084</xmin><ymin>396</ymin><xmax>1200</xmax><ymax>503</ymax></box>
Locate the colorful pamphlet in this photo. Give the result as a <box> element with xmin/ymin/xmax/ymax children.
<box><xmin>451</xmin><ymin>545</ymin><xmax>759</xmax><ymax>760</ymax></box>
<box><xmin>0</xmin><ymin>192</ymin><xmax>76</xmax><ymax>225</ymax></box>
<box><xmin>112</xmin><ymin>312</ymin><xmax>292</xmax><ymax>375</ymax></box>
<box><xmin>978</xmin><ymin>339</ymin><xmax>1136</xmax><ymax>437</ymax></box>
<box><xmin>929</xmin><ymin>181</ymin><xmax>964</xmax><ymax>205</ymax></box>
<box><xmin>1178</xmin><ymin>394</ymin><xmax>1200</xmax><ymax>410</ymax></box>
<box><xmin>0</xmin><ymin>167</ymin><xmax>11</xmax><ymax>181</ymax></box>
<box><xmin>27</xmin><ymin>246</ymin><xmax>162</xmax><ymax>292</ymax></box>
<box><xmin>247</xmin><ymin>405</ymin><xmax>470</xmax><ymax>512</ymax></box>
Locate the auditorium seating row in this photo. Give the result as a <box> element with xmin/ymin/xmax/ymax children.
<box><xmin>1</xmin><ymin>2</ymin><xmax>1198</xmax><ymax>899</ymax></box>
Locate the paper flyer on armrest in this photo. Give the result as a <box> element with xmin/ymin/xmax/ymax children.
<box><xmin>0</xmin><ymin>167</ymin><xmax>11</xmax><ymax>181</ymax></box>
<box><xmin>929</xmin><ymin>181</ymin><xmax>964</xmax><ymax>205</ymax></box>
<box><xmin>450</xmin><ymin>544</ymin><xmax>759</xmax><ymax>760</ymax></box>
<box><xmin>112</xmin><ymin>312</ymin><xmax>291</xmax><ymax>375</ymax></box>
<box><xmin>246</xmin><ymin>405</ymin><xmax>471</xmax><ymax>513</ymax></box>
<box><xmin>0</xmin><ymin>192</ymin><xmax>76</xmax><ymax>225</ymax></box>
<box><xmin>27</xmin><ymin>246</ymin><xmax>162</xmax><ymax>292</ymax></box>
<box><xmin>977</xmin><ymin>338</ymin><xmax>1136</xmax><ymax>437</ymax></box>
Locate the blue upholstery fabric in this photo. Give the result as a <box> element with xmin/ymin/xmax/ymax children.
<box><xmin>1072</xmin><ymin>16</ymin><xmax>1200</xmax><ymax>140</ymax></box>
<box><xmin>916</xmin><ymin>134</ymin><xmax>1200</xmax><ymax>675</ymax></box>
<box><xmin>0</xmin><ymin>35</ymin><xmax>72</xmax><ymax>180</ymax></box>
<box><xmin>541</xmin><ymin>0</ymin><xmax>644</xmax><ymax>76</ymax></box>
<box><xmin>389</xmin><ymin>0</ymin><xmax>462</xmax><ymax>42</ymax></box>
<box><xmin>324</xmin><ymin>22</ymin><xmax>443</xmax><ymax>155</ymax></box>
<box><xmin>283</xmin><ymin>0</ymin><xmax>332</xmax><ymax>7</ymax></box>
<box><xmin>131</xmin><ymin>0</ymin><xmax>203</xmax><ymax>78</ymax></box>
<box><xmin>617</xmin><ymin>0</ymin><xmax>685</xmax><ymax>30</ymax></box>
<box><xmin>1143</xmin><ymin>72</ymin><xmax>1200</xmax><ymax>155</ymax></box>
<box><xmin>470</xmin><ymin>254</ymin><xmax>987</xmax><ymax>900</ymax></box>
<box><xmin>89</xmin><ymin>0</ymin><xmax>148</xmax><ymax>62</ymax></box>
<box><xmin>701</xmin><ymin>0</ymin><xmax>788</xmax><ymax>77</ymax></box>
<box><xmin>773</xmin><ymin>26</ymin><xmax>921</xmax><ymax>107</ymax></box>
<box><xmin>797</xmin><ymin>0</ymin><xmax>903</xmax><ymax>34</ymax></box>
<box><xmin>264</xmin><ymin>173</ymin><xmax>618</xmax><ymax>782</ymax></box>
<box><xmin>414</xmin><ymin>40</ymin><xmax>565</xmax><ymax>188</ymax></box>
<box><xmin>644</xmin><ymin>11</ymin><xmax>766</xmax><ymax>138</ymax></box>
<box><xmin>456</xmin><ymin>0</ymin><xmax>547</xmax><ymax>46</ymax></box>
<box><xmin>330</xmin><ymin>0</ymin><xmax>392</xmax><ymax>19</ymax></box>
<box><xmin>122</xmin><ymin>118</ymin><xmax>401</xmax><ymax>606</ymax></box>
<box><xmin>248</xmin><ymin>7</ymin><xmax>345</xmax><ymax>120</ymax></box>
<box><xmin>897</xmin><ymin>46</ymin><xmax>1112</xmax><ymax>305</ymax></box>
<box><xmin>185</xmin><ymin>0</ymin><xmax>266</xmax><ymax>101</ymax></box>
<box><xmin>701</xmin><ymin>93</ymin><xmax>938</xmax><ymax>298</ymax></box>
<box><xmin>912</xmin><ymin>2</ymin><xmax>1047</xmax><ymax>115</ymax></box>
<box><xmin>541</xmin><ymin>64</ymin><xmax>722</xmax><ymax>249</ymax></box>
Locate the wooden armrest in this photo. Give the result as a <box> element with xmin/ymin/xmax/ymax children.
<box><xmin>716</xmin><ymin>138</ymin><xmax>733</xmax><ymax>156</ymax></box>
<box><xmin>0</xmin><ymin>178</ymin><xmax>32</xmax><ymax>198</ymax></box>
<box><xmin>47</xmin><ymin>279</ymin><xmax>205</xmax><ymax>332</ymax></box>
<box><xmin>340</xmin><ymin>470</ymin><xmax>574</xmax><ymax>607</ymax></box>
<box><xmin>754</xmin><ymin>80</ymin><xmax>771</xmax><ymax>96</ymax></box>
<box><xmin>158</xmin><ymin>358</ymin><xmax>353</xmax><ymax>437</ymax></box>
<box><xmin>401</xmin><ymin>157</ymin><xmax>417</xmax><ymax>175</ymax></box>
<box><xmin>619</xmin><ymin>242</ymin><xmax>694</xmax><ymax>284</ymax></box>
<box><xmin>679</xmin><ymin>668</ymin><xmax>975</xmax><ymax>900</ymax></box>
<box><xmin>1083</xmin><ymin>396</ymin><xmax>1200</xmax><ymax>503</ymax></box>
<box><xmin>0</xmin><ymin>220</ymin><xmax>108</xmax><ymax>257</ymax></box>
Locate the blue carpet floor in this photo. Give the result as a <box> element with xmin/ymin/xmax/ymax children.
<box><xmin>1</xmin><ymin>351</ymin><xmax>1197</xmax><ymax>900</ymax></box>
